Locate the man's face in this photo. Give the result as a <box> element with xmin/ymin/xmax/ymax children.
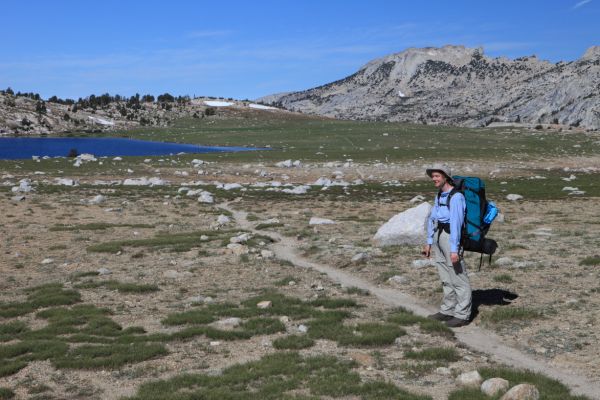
<box><xmin>431</xmin><ymin>171</ymin><xmax>446</xmax><ymax>189</ymax></box>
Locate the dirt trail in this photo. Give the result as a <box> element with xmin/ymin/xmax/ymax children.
<box><xmin>222</xmin><ymin>201</ymin><xmax>600</xmax><ymax>400</ymax></box>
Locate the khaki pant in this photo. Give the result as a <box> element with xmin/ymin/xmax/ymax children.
<box><xmin>433</xmin><ymin>230</ymin><xmax>472</xmax><ymax>320</ymax></box>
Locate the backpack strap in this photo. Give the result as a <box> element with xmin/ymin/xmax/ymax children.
<box><xmin>438</xmin><ymin>187</ymin><xmax>458</xmax><ymax>208</ymax></box>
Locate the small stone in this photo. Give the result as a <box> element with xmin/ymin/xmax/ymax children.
<box><xmin>435</xmin><ymin>367</ymin><xmax>452</xmax><ymax>376</ymax></box>
<box><xmin>11</xmin><ymin>195</ymin><xmax>26</xmax><ymax>202</ymax></box>
<box><xmin>349</xmin><ymin>352</ymin><xmax>375</xmax><ymax>367</ymax></box>
<box><xmin>506</xmin><ymin>194</ymin><xmax>523</xmax><ymax>201</ymax></box>
<box><xmin>388</xmin><ymin>275</ymin><xmax>408</xmax><ymax>284</ymax></box>
<box><xmin>351</xmin><ymin>252</ymin><xmax>369</xmax><ymax>265</ymax></box>
<box><xmin>309</xmin><ymin>217</ymin><xmax>336</xmax><ymax>225</ymax></box>
<box><xmin>97</xmin><ymin>268</ymin><xmax>111</xmax><ymax>275</ymax></box>
<box><xmin>226</xmin><ymin>243</ymin><xmax>249</xmax><ymax>255</ymax></box>
<box><xmin>457</xmin><ymin>370</ymin><xmax>483</xmax><ymax>387</ymax></box>
<box><xmin>279</xmin><ymin>316</ymin><xmax>290</xmax><ymax>323</ymax></box>
<box><xmin>214</xmin><ymin>317</ymin><xmax>241</xmax><ymax>328</ymax></box>
<box><xmin>230</xmin><ymin>233</ymin><xmax>252</xmax><ymax>244</ymax></box>
<box><xmin>481</xmin><ymin>378</ymin><xmax>510</xmax><ymax>397</ymax></box>
<box><xmin>200</xmin><ymin>235</ymin><xmax>209</xmax><ymax>241</ymax></box>
<box><xmin>495</xmin><ymin>257</ymin><xmax>514</xmax><ymax>267</ymax></box>
<box><xmin>217</xmin><ymin>214</ymin><xmax>231</xmax><ymax>225</ymax></box>
<box><xmin>89</xmin><ymin>195</ymin><xmax>106</xmax><ymax>205</ymax></box>
<box><xmin>409</xmin><ymin>195</ymin><xmax>426</xmax><ymax>204</ymax></box>
<box><xmin>209</xmin><ymin>341</ymin><xmax>221</xmax><ymax>346</ymax></box>
<box><xmin>260</xmin><ymin>250</ymin><xmax>274</xmax><ymax>259</ymax></box>
<box><xmin>297</xmin><ymin>324</ymin><xmax>308</xmax><ymax>333</ymax></box>
<box><xmin>257</xmin><ymin>301</ymin><xmax>272</xmax><ymax>309</ymax></box>
<box><xmin>41</xmin><ymin>258</ymin><xmax>54</xmax><ymax>265</ymax></box>
<box><xmin>411</xmin><ymin>259</ymin><xmax>435</xmax><ymax>269</ymax></box>
<box><xmin>163</xmin><ymin>269</ymin><xmax>182</xmax><ymax>279</ymax></box>
<box><xmin>499</xmin><ymin>383</ymin><xmax>539</xmax><ymax>400</ymax></box>
<box><xmin>203</xmin><ymin>296</ymin><xmax>215</xmax><ymax>304</ymax></box>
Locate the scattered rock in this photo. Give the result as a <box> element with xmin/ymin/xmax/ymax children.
<box><xmin>257</xmin><ymin>301</ymin><xmax>272</xmax><ymax>309</ymax></box>
<box><xmin>435</xmin><ymin>367</ymin><xmax>452</xmax><ymax>376</ymax></box>
<box><xmin>351</xmin><ymin>252</ymin><xmax>369</xmax><ymax>265</ymax></box>
<box><xmin>260</xmin><ymin>250</ymin><xmax>274</xmax><ymax>259</ymax></box>
<box><xmin>198</xmin><ymin>191</ymin><xmax>214</xmax><ymax>203</ymax></box>
<box><xmin>457</xmin><ymin>370</ymin><xmax>483</xmax><ymax>387</ymax></box>
<box><xmin>499</xmin><ymin>383</ymin><xmax>539</xmax><ymax>400</ymax></box>
<box><xmin>409</xmin><ymin>195</ymin><xmax>426</xmax><ymax>203</ymax></box>
<box><xmin>388</xmin><ymin>275</ymin><xmax>408</xmax><ymax>284</ymax></box>
<box><xmin>97</xmin><ymin>268</ymin><xmax>111</xmax><ymax>275</ymax></box>
<box><xmin>411</xmin><ymin>259</ymin><xmax>436</xmax><ymax>269</ymax></box>
<box><xmin>481</xmin><ymin>378</ymin><xmax>510</xmax><ymax>397</ymax></box>
<box><xmin>226</xmin><ymin>243</ymin><xmax>249</xmax><ymax>255</ymax></box>
<box><xmin>88</xmin><ymin>195</ymin><xmax>106</xmax><ymax>205</ymax></box>
<box><xmin>495</xmin><ymin>257</ymin><xmax>514</xmax><ymax>267</ymax></box>
<box><xmin>349</xmin><ymin>352</ymin><xmax>375</xmax><ymax>367</ymax></box>
<box><xmin>54</xmin><ymin>178</ymin><xmax>78</xmax><ymax>186</ymax></box>
<box><xmin>309</xmin><ymin>217</ymin><xmax>336</xmax><ymax>225</ymax></box>
<box><xmin>163</xmin><ymin>270</ymin><xmax>183</xmax><ymax>279</ymax></box>
<box><xmin>230</xmin><ymin>233</ymin><xmax>252</xmax><ymax>244</ymax></box>
<box><xmin>217</xmin><ymin>214</ymin><xmax>231</xmax><ymax>225</ymax></box>
<box><xmin>214</xmin><ymin>317</ymin><xmax>241</xmax><ymax>328</ymax></box>
<box><xmin>373</xmin><ymin>203</ymin><xmax>431</xmax><ymax>246</ymax></box>
<box><xmin>506</xmin><ymin>194</ymin><xmax>523</xmax><ymax>201</ymax></box>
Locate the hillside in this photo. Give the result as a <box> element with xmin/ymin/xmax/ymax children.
<box><xmin>259</xmin><ymin>45</ymin><xmax>600</xmax><ymax>130</ymax></box>
<box><xmin>0</xmin><ymin>93</ymin><xmax>287</xmax><ymax>135</ymax></box>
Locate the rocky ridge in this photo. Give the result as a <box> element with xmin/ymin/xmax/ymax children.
<box><xmin>259</xmin><ymin>45</ymin><xmax>600</xmax><ymax>130</ymax></box>
<box><xmin>0</xmin><ymin>94</ymin><xmax>282</xmax><ymax>135</ymax></box>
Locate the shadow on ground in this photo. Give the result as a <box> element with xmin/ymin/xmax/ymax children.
<box><xmin>470</xmin><ymin>288</ymin><xmax>519</xmax><ymax>321</ymax></box>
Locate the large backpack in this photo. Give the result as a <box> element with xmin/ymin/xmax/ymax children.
<box><xmin>438</xmin><ymin>176</ymin><xmax>498</xmax><ymax>269</ymax></box>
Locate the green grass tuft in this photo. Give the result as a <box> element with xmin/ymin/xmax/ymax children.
<box><xmin>74</xmin><ymin>280</ymin><xmax>159</xmax><ymax>293</ymax></box>
<box><xmin>53</xmin><ymin>343</ymin><xmax>167</xmax><ymax>369</ymax></box>
<box><xmin>493</xmin><ymin>273</ymin><xmax>514</xmax><ymax>283</ymax></box>
<box><xmin>481</xmin><ymin>307</ymin><xmax>543</xmax><ymax>324</ymax></box>
<box><xmin>124</xmin><ymin>351</ymin><xmax>431</xmax><ymax>400</ymax></box>
<box><xmin>272</xmin><ymin>335</ymin><xmax>315</xmax><ymax>350</ymax></box>
<box><xmin>0</xmin><ymin>387</ymin><xmax>15</xmax><ymax>400</ymax></box>
<box><xmin>579</xmin><ymin>255</ymin><xmax>600</xmax><ymax>266</ymax></box>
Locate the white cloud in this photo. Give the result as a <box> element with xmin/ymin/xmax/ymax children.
<box><xmin>573</xmin><ymin>0</ymin><xmax>592</xmax><ymax>9</ymax></box>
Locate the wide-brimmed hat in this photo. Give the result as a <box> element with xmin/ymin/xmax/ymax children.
<box><xmin>426</xmin><ymin>163</ymin><xmax>452</xmax><ymax>181</ymax></box>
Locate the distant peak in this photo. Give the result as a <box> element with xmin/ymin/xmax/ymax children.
<box><xmin>582</xmin><ymin>46</ymin><xmax>600</xmax><ymax>60</ymax></box>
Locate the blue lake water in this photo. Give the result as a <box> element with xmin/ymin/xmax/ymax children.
<box><xmin>0</xmin><ymin>137</ymin><xmax>263</xmax><ymax>160</ymax></box>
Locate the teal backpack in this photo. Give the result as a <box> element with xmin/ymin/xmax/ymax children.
<box><xmin>438</xmin><ymin>176</ymin><xmax>498</xmax><ymax>269</ymax></box>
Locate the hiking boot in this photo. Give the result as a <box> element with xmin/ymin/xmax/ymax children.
<box><xmin>445</xmin><ymin>317</ymin><xmax>469</xmax><ymax>328</ymax></box>
<box><xmin>427</xmin><ymin>312</ymin><xmax>453</xmax><ymax>322</ymax></box>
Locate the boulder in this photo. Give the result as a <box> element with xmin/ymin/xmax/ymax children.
<box><xmin>481</xmin><ymin>378</ymin><xmax>510</xmax><ymax>397</ymax></box>
<box><xmin>198</xmin><ymin>191</ymin><xmax>214</xmax><ymax>203</ymax></box>
<box><xmin>499</xmin><ymin>384</ymin><xmax>539</xmax><ymax>400</ymax></box>
<box><xmin>373</xmin><ymin>203</ymin><xmax>431</xmax><ymax>246</ymax></box>
<box><xmin>457</xmin><ymin>370</ymin><xmax>483</xmax><ymax>387</ymax></box>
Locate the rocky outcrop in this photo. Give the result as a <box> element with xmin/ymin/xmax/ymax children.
<box><xmin>260</xmin><ymin>45</ymin><xmax>600</xmax><ymax>130</ymax></box>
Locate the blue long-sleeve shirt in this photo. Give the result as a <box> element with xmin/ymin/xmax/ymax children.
<box><xmin>427</xmin><ymin>189</ymin><xmax>466</xmax><ymax>253</ymax></box>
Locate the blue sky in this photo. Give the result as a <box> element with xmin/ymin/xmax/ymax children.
<box><xmin>1</xmin><ymin>0</ymin><xmax>598</xmax><ymax>100</ymax></box>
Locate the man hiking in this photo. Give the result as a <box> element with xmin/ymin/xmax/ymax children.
<box><xmin>422</xmin><ymin>164</ymin><xmax>471</xmax><ymax>327</ymax></box>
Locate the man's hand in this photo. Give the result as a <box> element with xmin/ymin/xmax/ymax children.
<box><xmin>422</xmin><ymin>245</ymin><xmax>431</xmax><ymax>258</ymax></box>
<box><xmin>450</xmin><ymin>252</ymin><xmax>460</xmax><ymax>264</ymax></box>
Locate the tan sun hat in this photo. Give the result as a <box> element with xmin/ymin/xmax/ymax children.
<box><xmin>426</xmin><ymin>163</ymin><xmax>453</xmax><ymax>180</ymax></box>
